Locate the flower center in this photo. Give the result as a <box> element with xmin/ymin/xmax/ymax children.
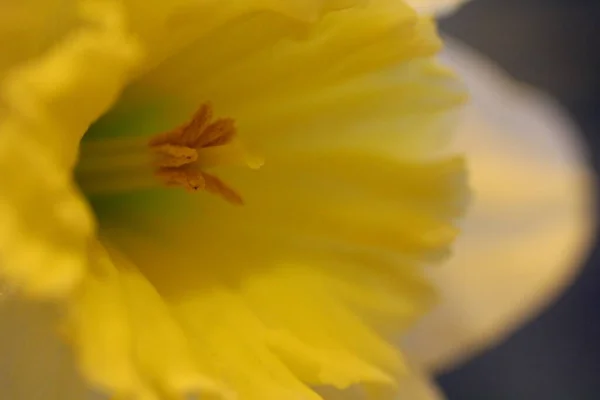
<box><xmin>76</xmin><ymin>103</ymin><xmax>262</xmax><ymax>204</ymax></box>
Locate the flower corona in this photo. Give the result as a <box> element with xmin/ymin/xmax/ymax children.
<box><xmin>0</xmin><ymin>1</ymin><xmax>467</xmax><ymax>399</ymax></box>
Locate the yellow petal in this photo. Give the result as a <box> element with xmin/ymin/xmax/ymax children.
<box><xmin>114</xmin><ymin>249</ymin><xmax>410</xmax><ymax>398</ymax></box>
<box><xmin>67</xmin><ymin>243</ymin><xmax>231</xmax><ymax>399</ymax></box>
<box><xmin>82</xmin><ymin>145</ymin><xmax>464</xmax><ymax>398</ymax></box>
<box><xmin>240</xmin><ymin>264</ymin><xmax>405</xmax><ymax>386</ymax></box>
<box><xmin>122</xmin><ymin>0</ymin><xmax>367</xmax><ymax>75</ymax></box>
<box><xmin>0</xmin><ymin>0</ymin><xmax>140</xmax><ymax>297</ymax></box>
<box><xmin>67</xmin><ymin>243</ymin><xmax>144</xmax><ymax>397</ymax></box>
<box><xmin>135</xmin><ymin>0</ymin><xmax>453</xmax><ymax>125</ymax></box>
<box><xmin>0</xmin><ymin>0</ymin><xmax>77</xmax><ymax>76</ymax></box>
<box><xmin>404</xmin><ymin>39</ymin><xmax>594</xmax><ymax>372</ymax></box>
<box><xmin>127</xmin><ymin>0</ymin><xmax>464</xmax><ymax>169</ymax></box>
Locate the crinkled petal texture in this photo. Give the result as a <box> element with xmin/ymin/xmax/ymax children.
<box><xmin>0</xmin><ymin>0</ymin><xmax>141</xmax><ymax>296</ymax></box>
<box><xmin>0</xmin><ymin>1</ymin><xmax>465</xmax><ymax>400</ymax></box>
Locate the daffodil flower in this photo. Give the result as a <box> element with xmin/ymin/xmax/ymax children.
<box><xmin>0</xmin><ymin>1</ymin><xmax>468</xmax><ymax>399</ymax></box>
<box><xmin>2</xmin><ymin>1</ymin><xmax>592</xmax><ymax>399</ymax></box>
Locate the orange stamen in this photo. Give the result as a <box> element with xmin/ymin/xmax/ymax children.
<box><xmin>149</xmin><ymin>103</ymin><xmax>243</xmax><ymax>204</ymax></box>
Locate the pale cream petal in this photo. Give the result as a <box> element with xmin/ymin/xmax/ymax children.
<box><xmin>403</xmin><ymin>38</ymin><xmax>595</xmax><ymax>371</ymax></box>
<box><xmin>406</xmin><ymin>0</ymin><xmax>470</xmax><ymax>16</ymax></box>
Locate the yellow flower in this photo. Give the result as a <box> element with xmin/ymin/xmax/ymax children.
<box><xmin>0</xmin><ymin>1</ymin><xmax>466</xmax><ymax>399</ymax></box>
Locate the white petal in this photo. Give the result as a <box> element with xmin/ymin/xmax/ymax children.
<box><xmin>0</xmin><ymin>293</ymin><xmax>99</xmax><ymax>399</ymax></box>
<box><xmin>405</xmin><ymin>0</ymin><xmax>471</xmax><ymax>16</ymax></box>
<box><xmin>403</xmin><ymin>38</ymin><xmax>596</xmax><ymax>372</ymax></box>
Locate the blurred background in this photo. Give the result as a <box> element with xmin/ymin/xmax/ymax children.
<box><xmin>437</xmin><ymin>1</ymin><xmax>600</xmax><ymax>399</ymax></box>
